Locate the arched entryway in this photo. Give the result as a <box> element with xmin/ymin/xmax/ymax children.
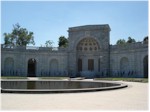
<box><xmin>28</xmin><ymin>58</ymin><xmax>36</xmax><ymax>77</ymax></box>
<box><xmin>76</xmin><ymin>38</ymin><xmax>99</xmax><ymax>73</ymax></box>
<box><xmin>50</xmin><ymin>59</ymin><xmax>58</xmax><ymax>75</ymax></box>
<box><xmin>4</xmin><ymin>57</ymin><xmax>14</xmax><ymax>76</ymax></box>
<box><xmin>143</xmin><ymin>55</ymin><xmax>148</xmax><ymax>78</ymax></box>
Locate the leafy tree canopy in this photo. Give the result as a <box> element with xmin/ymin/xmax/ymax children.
<box><xmin>45</xmin><ymin>40</ymin><xmax>54</xmax><ymax>47</ymax></box>
<box><xmin>58</xmin><ymin>36</ymin><xmax>68</xmax><ymax>47</ymax></box>
<box><xmin>143</xmin><ymin>36</ymin><xmax>148</xmax><ymax>44</ymax></box>
<box><xmin>127</xmin><ymin>37</ymin><xmax>136</xmax><ymax>43</ymax></box>
<box><xmin>116</xmin><ymin>39</ymin><xmax>126</xmax><ymax>45</ymax></box>
<box><xmin>116</xmin><ymin>37</ymin><xmax>136</xmax><ymax>45</ymax></box>
<box><xmin>3</xmin><ymin>23</ymin><xmax>35</xmax><ymax>47</ymax></box>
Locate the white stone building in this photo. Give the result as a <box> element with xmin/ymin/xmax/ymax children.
<box><xmin>1</xmin><ymin>25</ymin><xmax>148</xmax><ymax>78</ymax></box>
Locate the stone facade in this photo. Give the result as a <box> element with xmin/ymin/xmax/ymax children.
<box><xmin>1</xmin><ymin>24</ymin><xmax>148</xmax><ymax>78</ymax></box>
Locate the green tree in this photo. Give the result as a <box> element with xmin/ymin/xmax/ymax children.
<box><xmin>3</xmin><ymin>23</ymin><xmax>35</xmax><ymax>47</ymax></box>
<box><xmin>58</xmin><ymin>36</ymin><xmax>68</xmax><ymax>47</ymax></box>
<box><xmin>127</xmin><ymin>37</ymin><xmax>136</xmax><ymax>43</ymax></box>
<box><xmin>45</xmin><ymin>40</ymin><xmax>54</xmax><ymax>47</ymax></box>
<box><xmin>116</xmin><ymin>39</ymin><xmax>126</xmax><ymax>45</ymax></box>
<box><xmin>143</xmin><ymin>36</ymin><xmax>148</xmax><ymax>44</ymax></box>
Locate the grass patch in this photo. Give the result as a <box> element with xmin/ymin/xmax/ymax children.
<box><xmin>94</xmin><ymin>78</ymin><xmax>148</xmax><ymax>83</ymax></box>
<box><xmin>1</xmin><ymin>76</ymin><xmax>27</xmax><ymax>79</ymax></box>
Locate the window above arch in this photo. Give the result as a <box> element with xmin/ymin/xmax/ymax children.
<box><xmin>77</xmin><ymin>38</ymin><xmax>99</xmax><ymax>51</ymax></box>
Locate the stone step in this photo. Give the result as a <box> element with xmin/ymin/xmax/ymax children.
<box><xmin>28</xmin><ymin>77</ymin><xmax>39</xmax><ymax>80</ymax></box>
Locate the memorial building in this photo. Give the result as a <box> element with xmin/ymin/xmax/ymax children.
<box><xmin>1</xmin><ymin>25</ymin><xmax>148</xmax><ymax>78</ymax></box>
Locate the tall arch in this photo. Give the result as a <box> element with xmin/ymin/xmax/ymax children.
<box><xmin>4</xmin><ymin>57</ymin><xmax>14</xmax><ymax>75</ymax></box>
<box><xmin>50</xmin><ymin>59</ymin><xmax>58</xmax><ymax>75</ymax></box>
<box><xmin>143</xmin><ymin>55</ymin><xmax>148</xmax><ymax>78</ymax></box>
<box><xmin>76</xmin><ymin>38</ymin><xmax>99</xmax><ymax>73</ymax></box>
<box><xmin>120</xmin><ymin>57</ymin><xmax>129</xmax><ymax>71</ymax></box>
<box><xmin>28</xmin><ymin>58</ymin><xmax>36</xmax><ymax>77</ymax></box>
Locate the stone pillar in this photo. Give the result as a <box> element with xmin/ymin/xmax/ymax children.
<box><xmin>94</xmin><ymin>58</ymin><xmax>98</xmax><ymax>73</ymax></box>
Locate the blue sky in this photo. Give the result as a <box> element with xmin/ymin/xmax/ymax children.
<box><xmin>1</xmin><ymin>1</ymin><xmax>148</xmax><ymax>47</ymax></box>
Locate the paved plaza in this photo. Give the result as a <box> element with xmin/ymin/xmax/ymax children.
<box><xmin>1</xmin><ymin>81</ymin><xmax>149</xmax><ymax>111</ymax></box>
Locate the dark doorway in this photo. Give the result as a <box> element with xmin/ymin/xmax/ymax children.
<box><xmin>143</xmin><ymin>56</ymin><xmax>148</xmax><ymax>78</ymax></box>
<box><xmin>78</xmin><ymin>59</ymin><xmax>82</xmax><ymax>72</ymax></box>
<box><xmin>88</xmin><ymin>59</ymin><xmax>94</xmax><ymax>71</ymax></box>
<box><xmin>28</xmin><ymin>59</ymin><xmax>36</xmax><ymax>77</ymax></box>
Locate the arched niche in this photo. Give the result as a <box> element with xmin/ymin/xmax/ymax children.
<box><xmin>28</xmin><ymin>58</ymin><xmax>36</xmax><ymax>77</ymax></box>
<box><xmin>120</xmin><ymin>57</ymin><xmax>129</xmax><ymax>71</ymax></box>
<box><xmin>4</xmin><ymin>57</ymin><xmax>14</xmax><ymax>75</ymax></box>
<box><xmin>50</xmin><ymin>59</ymin><xmax>58</xmax><ymax>75</ymax></box>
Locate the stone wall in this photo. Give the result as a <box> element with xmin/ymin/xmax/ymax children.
<box><xmin>1</xmin><ymin>24</ymin><xmax>148</xmax><ymax>78</ymax></box>
<box><xmin>110</xmin><ymin>42</ymin><xmax>148</xmax><ymax>77</ymax></box>
<box><xmin>1</xmin><ymin>46</ymin><xmax>68</xmax><ymax>77</ymax></box>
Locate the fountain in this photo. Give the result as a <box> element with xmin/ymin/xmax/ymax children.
<box><xmin>1</xmin><ymin>79</ymin><xmax>127</xmax><ymax>93</ymax></box>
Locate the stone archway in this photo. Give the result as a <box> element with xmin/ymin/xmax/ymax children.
<box><xmin>28</xmin><ymin>58</ymin><xmax>36</xmax><ymax>77</ymax></box>
<box><xmin>50</xmin><ymin>59</ymin><xmax>58</xmax><ymax>75</ymax></box>
<box><xmin>143</xmin><ymin>55</ymin><xmax>148</xmax><ymax>78</ymax></box>
<box><xmin>76</xmin><ymin>38</ymin><xmax>99</xmax><ymax>73</ymax></box>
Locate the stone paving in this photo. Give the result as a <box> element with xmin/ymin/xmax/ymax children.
<box><xmin>0</xmin><ymin>81</ymin><xmax>149</xmax><ymax>111</ymax></box>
